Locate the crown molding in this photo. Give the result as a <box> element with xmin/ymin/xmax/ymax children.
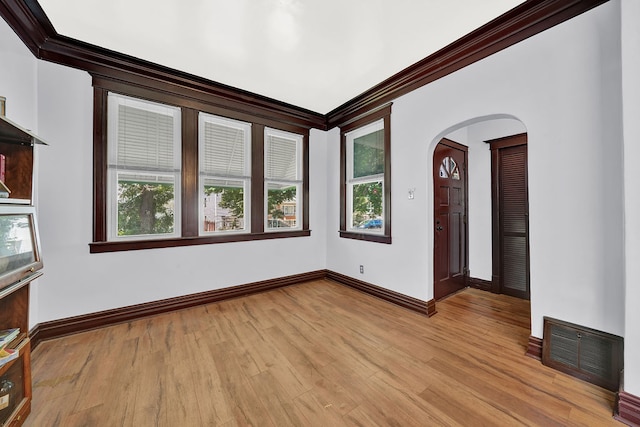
<box><xmin>326</xmin><ymin>0</ymin><xmax>609</xmax><ymax>128</ymax></box>
<box><xmin>0</xmin><ymin>0</ymin><xmax>327</xmax><ymax>130</ymax></box>
<box><xmin>1</xmin><ymin>0</ymin><xmax>609</xmax><ymax>130</ymax></box>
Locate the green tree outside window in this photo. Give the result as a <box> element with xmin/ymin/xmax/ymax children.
<box><xmin>117</xmin><ymin>181</ymin><xmax>175</xmax><ymax>236</ymax></box>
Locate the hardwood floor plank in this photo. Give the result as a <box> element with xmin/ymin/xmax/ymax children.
<box><xmin>248</xmin><ymin>370</ymin><xmax>310</xmax><ymax>426</ymax></box>
<box><xmin>293</xmin><ymin>391</ymin><xmax>346</xmax><ymax>426</ymax></box>
<box><xmin>263</xmin><ymin>323</ymin><xmax>333</xmax><ymax>376</ymax></box>
<box><xmin>25</xmin><ymin>280</ymin><xmax>620</xmax><ymax>426</ymax></box>
<box><xmin>207</xmin><ymin>341</ymin><xmax>275</xmax><ymax>426</ymax></box>
<box><xmin>184</xmin><ymin>333</ymin><xmax>235</xmax><ymax>425</ymax></box>
<box><xmin>419</xmin><ymin>384</ymin><xmax>520</xmax><ymax>426</ymax></box>
<box><xmin>426</xmin><ymin>356</ymin><xmax>570</xmax><ymax>426</ymax></box>
<box><xmin>374</xmin><ymin>346</ymin><xmax>438</xmax><ymax>393</ymax></box>
<box><xmin>365</xmin><ymin>373</ymin><xmax>461</xmax><ymax>426</ymax></box>
<box><xmin>127</xmin><ymin>350</ymin><xmax>166</xmax><ymax>426</ymax></box>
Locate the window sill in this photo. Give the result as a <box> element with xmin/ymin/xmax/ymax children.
<box><xmin>90</xmin><ymin>229</ymin><xmax>311</xmax><ymax>253</ymax></box>
<box><xmin>339</xmin><ymin>230</ymin><xmax>391</xmax><ymax>244</ymax></box>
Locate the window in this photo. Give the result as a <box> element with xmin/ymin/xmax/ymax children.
<box><xmin>92</xmin><ymin>80</ymin><xmax>311</xmax><ymax>253</ymax></box>
<box><xmin>264</xmin><ymin>128</ymin><xmax>302</xmax><ymax>231</ymax></box>
<box><xmin>199</xmin><ymin>113</ymin><xmax>251</xmax><ymax>234</ymax></box>
<box><xmin>107</xmin><ymin>93</ymin><xmax>181</xmax><ymax>240</ymax></box>
<box><xmin>439</xmin><ymin>156</ymin><xmax>460</xmax><ymax>180</ymax></box>
<box><xmin>340</xmin><ymin>105</ymin><xmax>391</xmax><ymax>244</ymax></box>
<box><xmin>347</xmin><ymin>120</ymin><xmax>384</xmax><ymax>231</ymax></box>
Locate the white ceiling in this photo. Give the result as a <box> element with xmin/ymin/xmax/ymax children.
<box><xmin>39</xmin><ymin>0</ymin><xmax>523</xmax><ymax>114</ymax></box>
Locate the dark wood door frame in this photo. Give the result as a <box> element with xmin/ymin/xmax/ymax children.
<box><xmin>487</xmin><ymin>133</ymin><xmax>530</xmax><ymax>299</ymax></box>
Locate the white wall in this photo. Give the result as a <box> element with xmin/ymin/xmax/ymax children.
<box><xmin>621</xmin><ymin>0</ymin><xmax>640</xmax><ymax>397</ymax></box>
<box><xmin>326</xmin><ymin>1</ymin><xmax>625</xmax><ymax>341</ymax></box>
<box><xmin>30</xmin><ymin>60</ymin><xmax>329</xmax><ymax>324</ymax></box>
<box><xmin>0</xmin><ymin>22</ymin><xmax>37</xmax><ymax>130</ymax></box>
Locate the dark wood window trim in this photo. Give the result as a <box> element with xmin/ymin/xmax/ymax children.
<box><xmin>90</xmin><ymin>77</ymin><xmax>310</xmax><ymax>253</ymax></box>
<box><xmin>339</xmin><ymin>104</ymin><xmax>392</xmax><ymax>244</ymax></box>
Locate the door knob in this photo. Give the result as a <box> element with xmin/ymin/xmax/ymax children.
<box><xmin>436</xmin><ymin>225</ymin><xmax>443</xmax><ymax>231</ymax></box>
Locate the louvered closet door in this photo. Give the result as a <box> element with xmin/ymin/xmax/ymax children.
<box><xmin>499</xmin><ymin>144</ymin><xmax>530</xmax><ymax>299</ymax></box>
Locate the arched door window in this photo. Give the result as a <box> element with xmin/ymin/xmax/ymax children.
<box><xmin>439</xmin><ymin>156</ymin><xmax>461</xmax><ymax>180</ymax></box>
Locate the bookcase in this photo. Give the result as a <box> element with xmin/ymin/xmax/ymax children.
<box><xmin>0</xmin><ymin>114</ymin><xmax>46</xmax><ymax>426</ymax></box>
<box><xmin>0</xmin><ymin>281</ymin><xmax>34</xmax><ymax>426</ymax></box>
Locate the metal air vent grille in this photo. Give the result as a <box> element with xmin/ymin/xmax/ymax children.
<box><xmin>543</xmin><ymin>317</ymin><xmax>622</xmax><ymax>392</ymax></box>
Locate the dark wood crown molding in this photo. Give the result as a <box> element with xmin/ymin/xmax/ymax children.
<box><xmin>0</xmin><ymin>0</ymin><xmax>52</xmax><ymax>55</ymax></box>
<box><xmin>2</xmin><ymin>0</ymin><xmax>610</xmax><ymax>131</ymax></box>
<box><xmin>1</xmin><ymin>0</ymin><xmax>608</xmax><ymax>130</ymax></box>
<box><xmin>0</xmin><ymin>0</ymin><xmax>326</xmax><ymax>130</ymax></box>
<box><xmin>325</xmin><ymin>0</ymin><xmax>609</xmax><ymax>128</ymax></box>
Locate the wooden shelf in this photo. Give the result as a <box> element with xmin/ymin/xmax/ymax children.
<box><xmin>0</xmin><ymin>142</ymin><xmax>32</xmax><ymax>202</ymax></box>
<box><xmin>0</xmin><ymin>283</ymin><xmax>32</xmax><ymax>427</ymax></box>
<box><xmin>0</xmin><ymin>115</ymin><xmax>47</xmax><ymax>205</ymax></box>
<box><xmin>0</xmin><ymin>115</ymin><xmax>43</xmax><ymax>426</ymax></box>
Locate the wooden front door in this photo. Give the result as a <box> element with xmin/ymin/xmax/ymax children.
<box><xmin>489</xmin><ymin>133</ymin><xmax>530</xmax><ymax>300</ymax></box>
<box><xmin>433</xmin><ymin>139</ymin><xmax>468</xmax><ymax>300</ymax></box>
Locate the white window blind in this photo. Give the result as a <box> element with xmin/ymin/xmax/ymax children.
<box><xmin>109</xmin><ymin>94</ymin><xmax>181</xmax><ymax>172</ymax></box>
<box><xmin>116</xmin><ymin>105</ymin><xmax>175</xmax><ymax>170</ymax></box>
<box><xmin>265</xmin><ymin>133</ymin><xmax>299</xmax><ymax>181</ymax></box>
<box><xmin>201</xmin><ymin>118</ymin><xmax>249</xmax><ymax>177</ymax></box>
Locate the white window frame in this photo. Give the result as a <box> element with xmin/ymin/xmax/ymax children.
<box><xmin>345</xmin><ymin>118</ymin><xmax>385</xmax><ymax>234</ymax></box>
<box><xmin>198</xmin><ymin>113</ymin><xmax>252</xmax><ymax>235</ymax></box>
<box><xmin>264</xmin><ymin>127</ymin><xmax>303</xmax><ymax>232</ymax></box>
<box><xmin>106</xmin><ymin>93</ymin><xmax>182</xmax><ymax>241</ymax></box>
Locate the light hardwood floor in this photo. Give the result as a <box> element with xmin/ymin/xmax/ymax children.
<box><xmin>25</xmin><ymin>280</ymin><xmax>619</xmax><ymax>426</ymax></box>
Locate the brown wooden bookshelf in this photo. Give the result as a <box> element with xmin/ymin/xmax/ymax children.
<box><xmin>0</xmin><ymin>278</ymin><xmax>36</xmax><ymax>426</ymax></box>
<box><xmin>0</xmin><ymin>113</ymin><xmax>46</xmax><ymax>426</ymax></box>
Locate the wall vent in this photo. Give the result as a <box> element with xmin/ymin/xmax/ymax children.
<box><xmin>542</xmin><ymin>317</ymin><xmax>623</xmax><ymax>392</ymax></box>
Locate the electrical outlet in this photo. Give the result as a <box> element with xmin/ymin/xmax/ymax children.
<box><xmin>359</xmin><ymin>265</ymin><xmax>364</xmax><ymax>274</ymax></box>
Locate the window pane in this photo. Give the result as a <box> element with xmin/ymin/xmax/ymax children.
<box><xmin>267</xmin><ymin>183</ymin><xmax>297</xmax><ymax>229</ymax></box>
<box><xmin>201</xmin><ymin>120</ymin><xmax>247</xmax><ymax>177</ymax></box>
<box><xmin>0</xmin><ymin>215</ymin><xmax>35</xmax><ymax>274</ymax></box>
<box><xmin>439</xmin><ymin>156</ymin><xmax>460</xmax><ymax>180</ymax></box>
<box><xmin>117</xmin><ymin>174</ymin><xmax>176</xmax><ymax>236</ymax></box>
<box><xmin>351</xmin><ymin>181</ymin><xmax>383</xmax><ymax>229</ymax></box>
<box><xmin>108</xmin><ymin>94</ymin><xmax>181</xmax><ymax>241</ymax></box>
<box><xmin>353</xmin><ymin>129</ymin><xmax>384</xmax><ymax>178</ymax></box>
<box><xmin>265</xmin><ymin>134</ymin><xmax>298</xmax><ymax>180</ymax></box>
<box><xmin>117</xmin><ymin>103</ymin><xmax>176</xmax><ymax>170</ymax></box>
<box><xmin>203</xmin><ymin>179</ymin><xmax>246</xmax><ymax>232</ymax></box>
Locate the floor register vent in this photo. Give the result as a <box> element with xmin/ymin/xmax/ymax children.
<box><xmin>542</xmin><ymin>317</ymin><xmax>623</xmax><ymax>392</ymax></box>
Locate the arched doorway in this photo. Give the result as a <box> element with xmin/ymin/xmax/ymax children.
<box><xmin>430</xmin><ymin>116</ymin><xmax>529</xmax><ymax>301</ymax></box>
